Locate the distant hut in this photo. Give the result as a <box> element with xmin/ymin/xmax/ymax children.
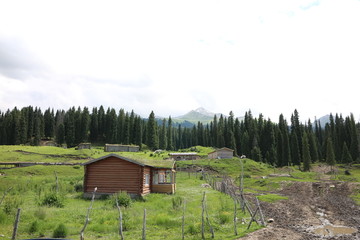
<box><xmin>77</xmin><ymin>143</ymin><xmax>91</xmax><ymax>150</ymax></box>
<box><xmin>208</xmin><ymin>147</ymin><xmax>234</xmax><ymax>159</ymax></box>
<box><xmin>82</xmin><ymin>154</ymin><xmax>176</xmax><ymax>198</ymax></box>
<box><xmin>39</xmin><ymin>140</ymin><xmax>57</xmax><ymax>147</ymax></box>
<box><xmin>104</xmin><ymin>144</ymin><xmax>140</xmax><ymax>152</ymax></box>
<box><xmin>169</xmin><ymin>153</ymin><xmax>200</xmax><ymax>161</ymax></box>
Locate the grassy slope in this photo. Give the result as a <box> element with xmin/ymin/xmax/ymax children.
<box><xmin>0</xmin><ymin>145</ymin><xmax>261</xmax><ymax>240</ymax></box>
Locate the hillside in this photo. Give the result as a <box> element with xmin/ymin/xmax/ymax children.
<box><xmin>174</xmin><ymin>107</ymin><xmax>222</xmax><ymax>124</ymax></box>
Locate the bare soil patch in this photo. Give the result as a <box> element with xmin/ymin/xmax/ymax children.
<box><xmin>240</xmin><ymin>181</ymin><xmax>360</xmax><ymax>240</ymax></box>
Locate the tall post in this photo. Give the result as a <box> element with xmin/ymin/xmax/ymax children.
<box><xmin>116</xmin><ymin>194</ymin><xmax>124</xmax><ymax>240</ymax></box>
<box><xmin>80</xmin><ymin>187</ymin><xmax>97</xmax><ymax>240</ymax></box>
<box><xmin>142</xmin><ymin>209</ymin><xmax>146</xmax><ymax>240</ymax></box>
<box><xmin>12</xmin><ymin>208</ymin><xmax>21</xmax><ymax>240</ymax></box>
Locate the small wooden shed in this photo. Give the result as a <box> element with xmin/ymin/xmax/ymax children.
<box><xmin>208</xmin><ymin>147</ymin><xmax>234</xmax><ymax>159</ymax></box>
<box><xmin>104</xmin><ymin>144</ymin><xmax>140</xmax><ymax>152</ymax></box>
<box><xmin>77</xmin><ymin>143</ymin><xmax>91</xmax><ymax>150</ymax></box>
<box><xmin>82</xmin><ymin>154</ymin><xmax>176</xmax><ymax>197</ymax></box>
<box><xmin>169</xmin><ymin>153</ymin><xmax>200</xmax><ymax>161</ymax></box>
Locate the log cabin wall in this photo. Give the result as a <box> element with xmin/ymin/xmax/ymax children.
<box><xmin>84</xmin><ymin>156</ymin><xmax>142</xmax><ymax>194</ymax></box>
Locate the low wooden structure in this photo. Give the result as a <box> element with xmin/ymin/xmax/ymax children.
<box><xmin>104</xmin><ymin>144</ymin><xmax>140</xmax><ymax>152</ymax></box>
<box><xmin>82</xmin><ymin>154</ymin><xmax>175</xmax><ymax>197</ymax></box>
<box><xmin>208</xmin><ymin>147</ymin><xmax>234</xmax><ymax>159</ymax></box>
<box><xmin>77</xmin><ymin>143</ymin><xmax>91</xmax><ymax>150</ymax></box>
<box><xmin>169</xmin><ymin>153</ymin><xmax>200</xmax><ymax>161</ymax></box>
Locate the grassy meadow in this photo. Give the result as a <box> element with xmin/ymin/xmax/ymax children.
<box><xmin>0</xmin><ymin>145</ymin><xmax>261</xmax><ymax>240</ymax></box>
<box><xmin>1</xmin><ymin>145</ymin><xmax>360</xmax><ymax>239</ymax></box>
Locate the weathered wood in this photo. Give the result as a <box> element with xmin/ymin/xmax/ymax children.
<box><xmin>80</xmin><ymin>187</ymin><xmax>97</xmax><ymax>240</ymax></box>
<box><xmin>233</xmin><ymin>198</ymin><xmax>238</xmax><ymax>236</ymax></box>
<box><xmin>0</xmin><ymin>187</ymin><xmax>12</xmax><ymax>206</ymax></box>
<box><xmin>116</xmin><ymin>194</ymin><xmax>124</xmax><ymax>240</ymax></box>
<box><xmin>142</xmin><ymin>209</ymin><xmax>146</xmax><ymax>240</ymax></box>
<box><xmin>201</xmin><ymin>192</ymin><xmax>205</xmax><ymax>240</ymax></box>
<box><xmin>54</xmin><ymin>171</ymin><xmax>59</xmax><ymax>193</ymax></box>
<box><xmin>182</xmin><ymin>200</ymin><xmax>186</xmax><ymax>240</ymax></box>
<box><xmin>11</xmin><ymin>208</ymin><xmax>21</xmax><ymax>240</ymax></box>
<box><xmin>256</xmin><ymin>197</ymin><xmax>266</xmax><ymax>226</ymax></box>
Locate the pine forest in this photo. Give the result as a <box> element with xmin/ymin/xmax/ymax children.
<box><xmin>0</xmin><ymin>106</ymin><xmax>359</xmax><ymax>168</ymax></box>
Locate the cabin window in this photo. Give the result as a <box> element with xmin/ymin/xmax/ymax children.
<box><xmin>153</xmin><ymin>170</ymin><xmax>173</xmax><ymax>184</ymax></box>
<box><xmin>145</xmin><ymin>174</ymin><xmax>150</xmax><ymax>186</ymax></box>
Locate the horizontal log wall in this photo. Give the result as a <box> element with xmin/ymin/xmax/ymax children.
<box><xmin>152</xmin><ymin>184</ymin><xmax>175</xmax><ymax>194</ymax></box>
<box><xmin>85</xmin><ymin>156</ymin><xmax>142</xmax><ymax>194</ymax></box>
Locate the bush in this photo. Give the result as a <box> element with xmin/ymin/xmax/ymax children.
<box><xmin>172</xmin><ymin>196</ymin><xmax>183</xmax><ymax>210</ymax></box>
<box><xmin>109</xmin><ymin>191</ymin><xmax>132</xmax><ymax>208</ymax></box>
<box><xmin>53</xmin><ymin>223</ymin><xmax>68</xmax><ymax>238</ymax></box>
<box><xmin>217</xmin><ymin>211</ymin><xmax>231</xmax><ymax>224</ymax></box>
<box><xmin>34</xmin><ymin>208</ymin><xmax>47</xmax><ymax>220</ymax></box>
<box><xmin>28</xmin><ymin>220</ymin><xmax>39</xmax><ymax>234</ymax></box>
<box><xmin>40</xmin><ymin>192</ymin><xmax>64</xmax><ymax>208</ymax></box>
<box><xmin>3</xmin><ymin>195</ymin><xmax>23</xmax><ymax>215</ymax></box>
<box><xmin>74</xmin><ymin>183</ymin><xmax>83</xmax><ymax>192</ymax></box>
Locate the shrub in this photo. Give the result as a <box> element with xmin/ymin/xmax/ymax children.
<box><xmin>217</xmin><ymin>211</ymin><xmax>231</xmax><ymax>224</ymax></box>
<box><xmin>34</xmin><ymin>208</ymin><xmax>47</xmax><ymax>220</ymax></box>
<box><xmin>53</xmin><ymin>223</ymin><xmax>68</xmax><ymax>238</ymax></box>
<box><xmin>172</xmin><ymin>196</ymin><xmax>183</xmax><ymax>210</ymax></box>
<box><xmin>28</xmin><ymin>220</ymin><xmax>39</xmax><ymax>234</ymax></box>
<box><xmin>186</xmin><ymin>223</ymin><xmax>200</xmax><ymax>235</ymax></box>
<box><xmin>74</xmin><ymin>183</ymin><xmax>83</xmax><ymax>192</ymax></box>
<box><xmin>40</xmin><ymin>192</ymin><xmax>64</xmax><ymax>208</ymax></box>
<box><xmin>3</xmin><ymin>195</ymin><xmax>23</xmax><ymax>215</ymax></box>
<box><xmin>109</xmin><ymin>191</ymin><xmax>132</xmax><ymax>208</ymax></box>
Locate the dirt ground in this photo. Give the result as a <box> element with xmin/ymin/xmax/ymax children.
<box><xmin>239</xmin><ymin>181</ymin><xmax>360</xmax><ymax>240</ymax></box>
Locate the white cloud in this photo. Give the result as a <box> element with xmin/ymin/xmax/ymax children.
<box><xmin>0</xmin><ymin>0</ymin><xmax>360</xmax><ymax>121</ymax></box>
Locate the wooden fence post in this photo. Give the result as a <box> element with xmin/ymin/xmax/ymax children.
<box><xmin>80</xmin><ymin>187</ymin><xmax>97</xmax><ymax>240</ymax></box>
<box><xmin>115</xmin><ymin>194</ymin><xmax>124</xmax><ymax>240</ymax></box>
<box><xmin>0</xmin><ymin>187</ymin><xmax>12</xmax><ymax>206</ymax></box>
<box><xmin>142</xmin><ymin>208</ymin><xmax>146</xmax><ymax>240</ymax></box>
<box><xmin>233</xmin><ymin>198</ymin><xmax>238</xmax><ymax>236</ymax></box>
<box><xmin>201</xmin><ymin>192</ymin><xmax>205</xmax><ymax>240</ymax></box>
<box><xmin>182</xmin><ymin>200</ymin><xmax>186</xmax><ymax>240</ymax></box>
<box><xmin>11</xmin><ymin>208</ymin><xmax>21</xmax><ymax>240</ymax></box>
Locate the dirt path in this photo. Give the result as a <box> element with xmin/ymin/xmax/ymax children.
<box><xmin>239</xmin><ymin>181</ymin><xmax>360</xmax><ymax>240</ymax></box>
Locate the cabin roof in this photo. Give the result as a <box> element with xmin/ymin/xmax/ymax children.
<box><xmin>208</xmin><ymin>147</ymin><xmax>234</xmax><ymax>154</ymax></box>
<box><xmin>169</xmin><ymin>152</ymin><xmax>198</xmax><ymax>156</ymax></box>
<box><xmin>82</xmin><ymin>153</ymin><xmax>174</xmax><ymax>169</ymax></box>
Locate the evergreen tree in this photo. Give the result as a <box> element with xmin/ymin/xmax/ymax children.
<box><xmin>159</xmin><ymin>119</ymin><xmax>167</xmax><ymax>150</ymax></box>
<box><xmin>302</xmin><ymin>132</ymin><xmax>311</xmax><ymax>171</ymax></box>
<box><xmin>146</xmin><ymin>111</ymin><xmax>159</xmax><ymax>150</ymax></box>
<box><xmin>117</xmin><ymin>109</ymin><xmax>125</xmax><ymax>143</ymax></box>
<box><xmin>44</xmin><ymin>108</ymin><xmax>55</xmax><ymax>138</ymax></box>
<box><xmin>290</xmin><ymin>132</ymin><xmax>301</xmax><ymax>165</ymax></box>
<box><xmin>80</xmin><ymin>107</ymin><xmax>90</xmax><ymax>143</ymax></box>
<box><xmin>64</xmin><ymin>108</ymin><xmax>75</xmax><ymax>147</ymax></box>
<box><xmin>349</xmin><ymin>114</ymin><xmax>360</xmax><ymax>162</ymax></box>
<box><xmin>326</xmin><ymin>137</ymin><xmax>336</xmax><ymax>166</ymax></box>
<box><xmin>134</xmin><ymin>116</ymin><xmax>143</xmax><ymax>149</ymax></box>
<box><xmin>341</xmin><ymin>142</ymin><xmax>352</xmax><ymax>164</ymax></box>
<box><xmin>166</xmin><ymin>117</ymin><xmax>174</xmax><ymax>150</ymax></box>
<box><xmin>56</xmin><ymin>123</ymin><xmax>65</xmax><ymax>145</ymax></box>
<box><xmin>89</xmin><ymin>108</ymin><xmax>98</xmax><ymax>143</ymax></box>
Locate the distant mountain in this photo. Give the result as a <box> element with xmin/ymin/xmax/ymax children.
<box><xmin>316</xmin><ymin>115</ymin><xmax>330</xmax><ymax>127</ymax></box>
<box><xmin>174</xmin><ymin>107</ymin><xmax>222</xmax><ymax>124</ymax></box>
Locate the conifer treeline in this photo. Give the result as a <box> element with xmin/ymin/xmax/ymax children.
<box><xmin>0</xmin><ymin>106</ymin><xmax>359</xmax><ymax>167</ymax></box>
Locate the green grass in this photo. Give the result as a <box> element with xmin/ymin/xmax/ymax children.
<box><xmin>0</xmin><ymin>158</ymin><xmax>261</xmax><ymax>240</ymax></box>
<box><xmin>257</xmin><ymin>194</ymin><xmax>288</xmax><ymax>203</ymax></box>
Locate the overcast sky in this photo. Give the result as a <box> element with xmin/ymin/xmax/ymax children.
<box><xmin>0</xmin><ymin>0</ymin><xmax>359</xmax><ymax>122</ymax></box>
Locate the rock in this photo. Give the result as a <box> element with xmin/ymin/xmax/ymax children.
<box><xmin>201</xmin><ymin>183</ymin><xmax>211</xmax><ymax>188</ymax></box>
<box><xmin>267</xmin><ymin>218</ymin><xmax>274</xmax><ymax>223</ymax></box>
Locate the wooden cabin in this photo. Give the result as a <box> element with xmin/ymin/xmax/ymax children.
<box><xmin>104</xmin><ymin>144</ymin><xmax>140</xmax><ymax>152</ymax></box>
<box><xmin>77</xmin><ymin>143</ymin><xmax>91</xmax><ymax>150</ymax></box>
<box><xmin>82</xmin><ymin>154</ymin><xmax>175</xmax><ymax>198</ymax></box>
<box><xmin>169</xmin><ymin>153</ymin><xmax>200</xmax><ymax>161</ymax></box>
<box><xmin>208</xmin><ymin>147</ymin><xmax>234</xmax><ymax>159</ymax></box>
